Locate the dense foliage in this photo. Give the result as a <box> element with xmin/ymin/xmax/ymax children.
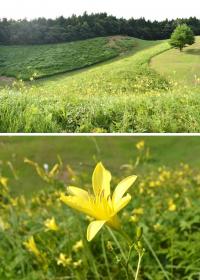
<box><xmin>0</xmin><ymin>13</ymin><xmax>200</xmax><ymax>45</ymax></box>
<box><xmin>0</xmin><ymin>36</ymin><xmax>137</xmax><ymax>79</ymax></box>
<box><xmin>0</xmin><ymin>144</ymin><xmax>200</xmax><ymax>279</ymax></box>
<box><xmin>170</xmin><ymin>24</ymin><xmax>195</xmax><ymax>51</ymax></box>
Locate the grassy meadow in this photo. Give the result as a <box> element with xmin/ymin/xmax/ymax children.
<box><xmin>0</xmin><ymin>36</ymin><xmax>200</xmax><ymax>132</ymax></box>
<box><xmin>0</xmin><ymin>36</ymin><xmax>138</xmax><ymax>80</ymax></box>
<box><xmin>0</xmin><ymin>137</ymin><xmax>200</xmax><ymax>279</ymax></box>
<box><xmin>151</xmin><ymin>37</ymin><xmax>200</xmax><ymax>86</ymax></box>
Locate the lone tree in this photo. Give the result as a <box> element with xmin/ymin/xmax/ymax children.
<box><xmin>170</xmin><ymin>24</ymin><xmax>195</xmax><ymax>51</ymax></box>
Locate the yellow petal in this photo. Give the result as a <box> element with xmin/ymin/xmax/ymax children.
<box><xmin>87</xmin><ymin>220</ymin><xmax>106</xmax><ymax>241</ymax></box>
<box><xmin>60</xmin><ymin>194</ymin><xmax>92</xmax><ymax>217</ymax></box>
<box><xmin>67</xmin><ymin>186</ymin><xmax>88</xmax><ymax>199</ymax></box>
<box><xmin>114</xmin><ymin>194</ymin><xmax>132</xmax><ymax>213</ymax></box>
<box><xmin>92</xmin><ymin>162</ymin><xmax>111</xmax><ymax>198</ymax></box>
<box><xmin>112</xmin><ymin>175</ymin><xmax>137</xmax><ymax>205</ymax></box>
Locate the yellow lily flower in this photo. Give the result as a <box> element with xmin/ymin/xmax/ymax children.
<box><xmin>44</xmin><ymin>217</ymin><xmax>59</xmax><ymax>231</ymax></box>
<box><xmin>60</xmin><ymin>162</ymin><xmax>137</xmax><ymax>241</ymax></box>
<box><xmin>23</xmin><ymin>236</ymin><xmax>40</xmax><ymax>257</ymax></box>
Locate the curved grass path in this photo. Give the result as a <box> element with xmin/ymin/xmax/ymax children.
<box><xmin>35</xmin><ymin>39</ymin><xmax>169</xmax><ymax>96</ymax></box>
<box><xmin>150</xmin><ymin>36</ymin><xmax>200</xmax><ymax>87</ymax></box>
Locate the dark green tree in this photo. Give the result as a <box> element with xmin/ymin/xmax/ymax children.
<box><xmin>169</xmin><ymin>24</ymin><xmax>195</xmax><ymax>51</ymax></box>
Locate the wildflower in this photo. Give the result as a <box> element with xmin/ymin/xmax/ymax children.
<box><xmin>130</xmin><ymin>215</ymin><xmax>139</xmax><ymax>223</ymax></box>
<box><xmin>73</xmin><ymin>259</ymin><xmax>82</xmax><ymax>268</ymax></box>
<box><xmin>136</xmin><ymin>140</ymin><xmax>145</xmax><ymax>151</ymax></box>
<box><xmin>149</xmin><ymin>181</ymin><xmax>156</xmax><ymax>188</ymax></box>
<box><xmin>168</xmin><ymin>199</ymin><xmax>176</xmax><ymax>212</ymax></box>
<box><xmin>132</xmin><ymin>208</ymin><xmax>144</xmax><ymax>215</ymax></box>
<box><xmin>153</xmin><ymin>223</ymin><xmax>161</xmax><ymax>231</ymax></box>
<box><xmin>0</xmin><ymin>177</ymin><xmax>8</xmax><ymax>189</ymax></box>
<box><xmin>72</xmin><ymin>240</ymin><xmax>83</xmax><ymax>252</ymax></box>
<box><xmin>23</xmin><ymin>236</ymin><xmax>40</xmax><ymax>257</ymax></box>
<box><xmin>60</xmin><ymin>162</ymin><xmax>137</xmax><ymax>241</ymax></box>
<box><xmin>57</xmin><ymin>253</ymin><xmax>72</xmax><ymax>267</ymax></box>
<box><xmin>44</xmin><ymin>217</ymin><xmax>59</xmax><ymax>231</ymax></box>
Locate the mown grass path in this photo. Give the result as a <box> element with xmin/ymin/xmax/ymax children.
<box><xmin>151</xmin><ymin>36</ymin><xmax>200</xmax><ymax>86</ymax></box>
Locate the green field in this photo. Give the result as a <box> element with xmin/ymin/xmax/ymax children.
<box><xmin>0</xmin><ymin>36</ymin><xmax>200</xmax><ymax>132</ymax></box>
<box><xmin>151</xmin><ymin>37</ymin><xmax>200</xmax><ymax>86</ymax></box>
<box><xmin>1</xmin><ymin>137</ymin><xmax>200</xmax><ymax>279</ymax></box>
<box><xmin>0</xmin><ymin>36</ymin><xmax>139</xmax><ymax>80</ymax></box>
<box><xmin>1</xmin><ymin>136</ymin><xmax>200</xmax><ymax>196</ymax></box>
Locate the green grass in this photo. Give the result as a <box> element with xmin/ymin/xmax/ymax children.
<box><xmin>0</xmin><ymin>37</ymin><xmax>200</xmax><ymax>132</ymax></box>
<box><xmin>0</xmin><ymin>36</ymin><xmax>138</xmax><ymax>80</ymax></box>
<box><xmin>2</xmin><ymin>136</ymin><xmax>200</xmax><ymax>196</ymax></box>
<box><xmin>151</xmin><ymin>36</ymin><xmax>200</xmax><ymax>86</ymax></box>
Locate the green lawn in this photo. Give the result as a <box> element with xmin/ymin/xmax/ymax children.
<box><xmin>1</xmin><ymin>136</ymin><xmax>200</xmax><ymax>196</ymax></box>
<box><xmin>0</xmin><ymin>36</ymin><xmax>139</xmax><ymax>80</ymax></box>
<box><xmin>150</xmin><ymin>36</ymin><xmax>200</xmax><ymax>86</ymax></box>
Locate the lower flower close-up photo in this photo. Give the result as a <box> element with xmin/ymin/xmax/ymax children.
<box><xmin>0</xmin><ymin>136</ymin><xmax>200</xmax><ymax>280</ymax></box>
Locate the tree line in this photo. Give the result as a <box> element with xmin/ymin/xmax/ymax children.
<box><xmin>0</xmin><ymin>12</ymin><xmax>200</xmax><ymax>45</ymax></box>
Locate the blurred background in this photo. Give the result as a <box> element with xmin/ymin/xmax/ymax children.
<box><xmin>1</xmin><ymin>136</ymin><xmax>200</xmax><ymax>196</ymax></box>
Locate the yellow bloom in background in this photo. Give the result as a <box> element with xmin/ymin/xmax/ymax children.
<box><xmin>23</xmin><ymin>236</ymin><xmax>40</xmax><ymax>257</ymax></box>
<box><xmin>72</xmin><ymin>240</ymin><xmax>83</xmax><ymax>252</ymax></box>
<box><xmin>57</xmin><ymin>253</ymin><xmax>72</xmax><ymax>267</ymax></box>
<box><xmin>44</xmin><ymin>217</ymin><xmax>59</xmax><ymax>231</ymax></box>
<box><xmin>0</xmin><ymin>176</ymin><xmax>8</xmax><ymax>189</ymax></box>
<box><xmin>168</xmin><ymin>199</ymin><xmax>176</xmax><ymax>212</ymax></box>
<box><xmin>136</xmin><ymin>140</ymin><xmax>145</xmax><ymax>151</ymax></box>
<box><xmin>60</xmin><ymin>162</ymin><xmax>137</xmax><ymax>241</ymax></box>
<box><xmin>73</xmin><ymin>259</ymin><xmax>82</xmax><ymax>268</ymax></box>
<box><xmin>132</xmin><ymin>207</ymin><xmax>144</xmax><ymax>215</ymax></box>
<box><xmin>130</xmin><ymin>215</ymin><xmax>139</xmax><ymax>223</ymax></box>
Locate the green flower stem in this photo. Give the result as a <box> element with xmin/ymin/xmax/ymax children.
<box><xmin>107</xmin><ymin>227</ymin><xmax>136</xmax><ymax>278</ymax></box>
<box><xmin>101</xmin><ymin>235</ymin><xmax>112</xmax><ymax>280</ymax></box>
<box><xmin>135</xmin><ymin>252</ymin><xmax>143</xmax><ymax>280</ymax></box>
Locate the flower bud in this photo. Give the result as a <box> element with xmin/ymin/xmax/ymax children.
<box><xmin>136</xmin><ymin>226</ymin><xmax>143</xmax><ymax>240</ymax></box>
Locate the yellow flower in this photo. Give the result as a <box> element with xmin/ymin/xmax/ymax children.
<box><xmin>73</xmin><ymin>259</ymin><xmax>82</xmax><ymax>268</ymax></box>
<box><xmin>60</xmin><ymin>162</ymin><xmax>137</xmax><ymax>241</ymax></box>
<box><xmin>44</xmin><ymin>217</ymin><xmax>59</xmax><ymax>231</ymax></box>
<box><xmin>72</xmin><ymin>240</ymin><xmax>83</xmax><ymax>252</ymax></box>
<box><xmin>132</xmin><ymin>207</ymin><xmax>144</xmax><ymax>215</ymax></box>
<box><xmin>136</xmin><ymin>140</ymin><xmax>145</xmax><ymax>150</ymax></box>
<box><xmin>153</xmin><ymin>223</ymin><xmax>161</xmax><ymax>231</ymax></box>
<box><xmin>0</xmin><ymin>177</ymin><xmax>8</xmax><ymax>189</ymax></box>
<box><xmin>57</xmin><ymin>253</ymin><xmax>72</xmax><ymax>267</ymax></box>
<box><xmin>149</xmin><ymin>181</ymin><xmax>156</xmax><ymax>188</ymax></box>
<box><xmin>168</xmin><ymin>199</ymin><xmax>176</xmax><ymax>212</ymax></box>
<box><xmin>23</xmin><ymin>236</ymin><xmax>40</xmax><ymax>257</ymax></box>
<box><xmin>129</xmin><ymin>215</ymin><xmax>139</xmax><ymax>223</ymax></box>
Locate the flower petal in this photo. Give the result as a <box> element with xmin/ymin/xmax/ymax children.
<box><xmin>114</xmin><ymin>194</ymin><xmax>132</xmax><ymax>213</ymax></box>
<box><xmin>67</xmin><ymin>186</ymin><xmax>88</xmax><ymax>199</ymax></box>
<box><xmin>87</xmin><ymin>220</ymin><xmax>106</xmax><ymax>241</ymax></box>
<box><xmin>112</xmin><ymin>175</ymin><xmax>137</xmax><ymax>205</ymax></box>
<box><xmin>92</xmin><ymin>162</ymin><xmax>111</xmax><ymax>198</ymax></box>
<box><xmin>60</xmin><ymin>193</ymin><xmax>92</xmax><ymax>217</ymax></box>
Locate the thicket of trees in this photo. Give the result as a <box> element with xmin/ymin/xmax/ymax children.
<box><xmin>0</xmin><ymin>12</ymin><xmax>200</xmax><ymax>45</ymax></box>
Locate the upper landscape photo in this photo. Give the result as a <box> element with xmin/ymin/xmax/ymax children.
<box><xmin>0</xmin><ymin>0</ymin><xmax>199</xmax><ymax>133</ymax></box>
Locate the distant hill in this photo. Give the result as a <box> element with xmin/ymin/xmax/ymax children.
<box><xmin>0</xmin><ymin>36</ymin><xmax>141</xmax><ymax>80</ymax></box>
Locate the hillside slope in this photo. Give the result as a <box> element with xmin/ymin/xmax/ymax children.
<box><xmin>0</xmin><ymin>36</ymin><xmax>145</xmax><ymax>80</ymax></box>
<box><xmin>150</xmin><ymin>36</ymin><xmax>200</xmax><ymax>86</ymax></box>
<box><xmin>35</xmin><ymin>39</ymin><xmax>169</xmax><ymax>96</ymax></box>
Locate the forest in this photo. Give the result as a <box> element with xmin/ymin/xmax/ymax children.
<box><xmin>0</xmin><ymin>12</ymin><xmax>200</xmax><ymax>45</ymax></box>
